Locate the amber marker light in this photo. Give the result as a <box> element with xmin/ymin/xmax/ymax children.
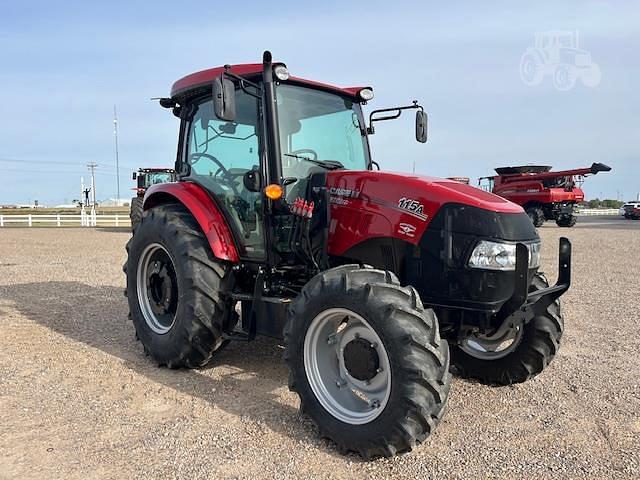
<box><xmin>264</xmin><ymin>184</ymin><xmax>283</xmax><ymax>200</ymax></box>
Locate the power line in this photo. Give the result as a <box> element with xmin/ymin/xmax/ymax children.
<box><xmin>1</xmin><ymin>166</ymin><xmax>133</xmax><ymax>177</ymax></box>
<box><xmin>0</xmin><ymin>157</ymin><xmax>138</xmax><ymax>171</ymax></box>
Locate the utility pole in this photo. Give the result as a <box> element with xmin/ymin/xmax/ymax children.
<box><xmin>87</xmin><ymin>162</ymin><xmax>98</xmax><ymax>206</ymax></box>
<box><xmin>113</xmin><ymin>105</ymin><xmax>120</xmax><ymax>206</ymax></box>
<box><xmin>80</xmin><ymin>176</ymin><xmax>86</xmax><ymax>226</ymax></box>
<box><xmin>87</xmin><ymin>162</ymin><xmax>98</xmax><ymax>226</ymax></box>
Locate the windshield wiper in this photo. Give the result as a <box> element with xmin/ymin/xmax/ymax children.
<box><xmin>284</xmin><ymin>153</ymin><xmax>344</xmax><ymax>170</ymax></box>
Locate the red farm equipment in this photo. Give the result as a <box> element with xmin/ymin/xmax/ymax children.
<box><xmin>124</xmin><ymin>51</ymin><xmax>572</xmax><ymax>457</ymax></box>
<box><xmin>479</xmin><ymin>163</ymin><xmax>611</xmax><ymax>227</ymax></box>
<box><xmin>130</xmin><ymin>168</ymin><xmax>176</xmax><ymax>229</ymax></box>
<box><xmin>624</xmin><ymin>203</ymin><xmax>640</xmax><ymax>220</ymax></box>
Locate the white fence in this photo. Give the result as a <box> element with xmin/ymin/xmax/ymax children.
<box><xmin>576</xmin><ymin>209</ymin><xmax>620</xmax><ymax>216</ymax></box>
<box><xmin>0</xmin><ymin>209</ymin><xmax>621</xmax><ymax>228</ymax></box>
<box><xmin>0</xmin><ymin>213</ymin><xmax>131</xmax><ymax>227</ymax></box>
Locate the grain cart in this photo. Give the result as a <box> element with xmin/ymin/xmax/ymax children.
<box><xmin>130</xmin><ymin>168</ymin><xmax>176</xmax><ymax>229</ymax></box>
<box><xmin>479</xmin><ymin>163</ymin><xmax>611</xmax><ymax>227</ymax></box>
<box><xmin>125</xmin><ymin>52</ymin><xmax>572</xmax><ymax>458</ymax></box>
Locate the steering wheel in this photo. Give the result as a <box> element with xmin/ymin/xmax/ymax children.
<box><xmin>188</xmin><ymin>152</ymin><xmax>240</xmax><ymax>196</ymax></box>
<box><xmin>291</xmin><ymin>148</ymin><xmax>319</xmax><ymax>161</ymax></box>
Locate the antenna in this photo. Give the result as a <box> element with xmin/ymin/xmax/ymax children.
<box><xmin>113</xmin><ymin>105</ymin><xmax>120</xmax><ymax>206</ymax></box>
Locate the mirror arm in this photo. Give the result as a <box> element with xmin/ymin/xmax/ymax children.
<box><xmin>223</xmin><ymin>67</ymin><xmax>263</xmax><ymax>99</ymax></box>
<box><xmin>367</xmin><ymin>101</ymin><xmax>424</xmax><ymax>134</ymax></box>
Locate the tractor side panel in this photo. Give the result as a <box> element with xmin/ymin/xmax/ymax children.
<box><xmin>143</xmin><ymin>182</ymin><xmax>239</xmax><ymax>263</ymax></box>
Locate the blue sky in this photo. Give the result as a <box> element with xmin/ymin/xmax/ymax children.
<box><xmin>0</xmin><ymin>0</ymin><xmax>638</xmax><ymax>204</ymax></box>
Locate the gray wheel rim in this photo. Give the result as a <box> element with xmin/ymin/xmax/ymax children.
<box><xmin>303</xmin><ymin>308</ymin><xmax>391</xmax><ymax>425</ymax></box>
<box><xmin>136</xmin><ymin>243</ymin><xmax>178</xmax><ymax>335</ymax></box>
<box><xmin>460</xmin><ymin>326</ymin><xmax>523</xmax><ymax>360</ymax></box>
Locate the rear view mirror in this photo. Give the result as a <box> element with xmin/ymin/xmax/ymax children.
<box><xmin>416</xmin><ymin>110</ymin><xmax>428</xmax><ymax>143</ymax></box>
<box><xmin>213</xmin><ymin>76</ymin><xmax>236</xmax><ymax>122</ymax></box>
<box><xmin>132</xmin><ymin>172</ymin><xmax>137</xmax><ymax>180</ymax></box>
<box><xmin>243</xmin><ymin>169</ymin><xmax>262</xmax><ymax>193</ymax></box>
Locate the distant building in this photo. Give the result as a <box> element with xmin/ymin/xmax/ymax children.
<box><xmin>100</xmin><ymin>198</ymin><xmax>131</xmax><ymax>207</ymax></box>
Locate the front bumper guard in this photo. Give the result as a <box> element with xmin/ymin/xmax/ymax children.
<box><xmin>503</xmin><ymin>237</ymin><xmax>571</xmax><ymax>326</ymax></box>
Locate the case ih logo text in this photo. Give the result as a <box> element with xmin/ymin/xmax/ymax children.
<box><xmin>397</xmin><ymin>223</ymin><xmax>417</xmax><ymax>237</ymax></box>
<box><xmin>398</xmin><ymin>197</ymin><xmax>428</xmax><ymax>221</ymax></box>
<box><xmin>329</xmin><ymin>187</ymin><xmax>360</xmax><ymax>198</ymax></box>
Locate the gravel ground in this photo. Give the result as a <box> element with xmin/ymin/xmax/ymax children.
<box><xmin>1</xmin><ymin>225</ymin><xmax>638</xmax><ymax>479</ymax></box>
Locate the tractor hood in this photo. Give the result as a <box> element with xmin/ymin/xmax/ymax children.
<box><xmin>326</xmin><ymin>170</ymin><xmax>523</xmax><ymax>215</ymax></box>
<box><xmin>326</xmin><ymin>170</ymin><xmax>532</xmax><ymax>256</ymax></box>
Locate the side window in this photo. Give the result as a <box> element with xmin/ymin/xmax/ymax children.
<box><xmin>186</xmin><ymin>90</ymin><xmax>264</xmax><ymax>258</ymax></box>
<box><xmin>188</xmin><ymin>98</ymin><xmax>260</xmax><ymax>175</ymax></box>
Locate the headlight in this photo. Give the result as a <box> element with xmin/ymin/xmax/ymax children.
<box><xmin>358</xmin><ymin>88</ymin><xmax>374</xmax><ymax>101</ymax></box>
<box><xmin>468</xmin><ymin>240</ymin><xmax>541</xmax><ymax>271</ymax></box>
<box><xmin>274</xmin><ymin>64</ymin><xmax>290</xmax><ymax>81</ymax></box>
<box><xmin>528</xmin><ymin>241</ymin><xmax>541</xmax><ymax>269</ymax></box>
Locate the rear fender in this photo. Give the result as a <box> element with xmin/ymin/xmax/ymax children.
<box><xmin>143</xmin><ymin>182</ymin><xmax>239</xmax><ymax>263</ymax></box>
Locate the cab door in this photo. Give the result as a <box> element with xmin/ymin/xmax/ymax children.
<box><xmin>183</xmin><ymin>89</ymin><xmax>265</xmax><ymax>259</ymax></box>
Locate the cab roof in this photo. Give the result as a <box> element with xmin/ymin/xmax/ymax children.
<box><xmin>170</xmin><ymin>63</ymin><xmax>367</xmax><ymax>100</ymax></box>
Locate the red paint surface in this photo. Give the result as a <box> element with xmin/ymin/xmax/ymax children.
<box><xmin>487</xmin><ymin>165</ymin><xmax>602</xmax><ymax>207</ymax></box>
<box><xmin>143</xmin><ymin>182</ymin><xmax>239</xmax><ymax>263</ymax></box>
<box><xmin>493</xmin><ymin>181</ymin><xmax>585</xmax><ymax>206</ymax></box>
<box><xmin>170</xmin><ymin>63</ymin><xmax>366</xmax><ymax>99</ymax></box>
<box><xmin>325</xmin><ymin>171</ymin><xmax>522</xmax><ymax>256</ymax></box>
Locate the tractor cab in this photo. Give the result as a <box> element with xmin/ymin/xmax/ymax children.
<box><xmin>158</xmin><ymin>53</ymin><xmax>426</xmax><ymax>265</ymax></box>
<box><xmin>132</xmin><ymin>168</ymin><xmax>176</xmax><ymax>197</ymax></box>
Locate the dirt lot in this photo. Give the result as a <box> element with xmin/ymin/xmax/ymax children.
<box><xmin>1</xmin><ymin>223</ymin><xmax>639</xmax><ymax>479</ymax></box>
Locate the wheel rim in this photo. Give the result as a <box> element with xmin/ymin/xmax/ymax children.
<box><xmin>460</xmin><ymin>326</ymin><xmax>523</xmax><ymax>360</ymax></box>
<box><xmin>521</xmin><ymin>57</ymin><xmax>538</xmax><ymax>83</ymax></box>
<box><xmin>303</xmin><ymin>308</ymin><xmax>391</xmax><ymax>425</ymax></box>
<box><xmin>136</xmin><ymin>243</ymin><xmax>179</xmax><ymax>335</ymax></box>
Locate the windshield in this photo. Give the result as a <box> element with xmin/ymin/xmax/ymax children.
<box><xmin>144</xmin><ymin>172</ymin><xmax>174</xmax><ymax>187</ymax></box>
<box><xmin>276</xmin><ymin>84</ymin><xmax>369</xmax><ymax>179</ymax></box>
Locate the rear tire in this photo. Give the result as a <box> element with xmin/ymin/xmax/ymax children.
<box><xmin>130</xmin><ymin>197</ymin><xmax>143</xmax><ymax>232</ymax></box>
<box><xmin>525</xmin><ymin>206</ymin><xmax>545</xmax><ymax>227</ymax></box>
<box><xmin>450</xmin><ymin>273</ymin><xmax>563</xmax><ymax>385</ymax></box>
<box><xmin>285</xmin><ymin>265</ymin><xmax>451</xmax><ymax>458</ymax></box>
<box><xmin>124</xmin><ymin>204</ymin><xmax>234</xmax><ymax>368</ymax></box>
<box><xmin>556</xmin><ymin>215</ymin><xmax>577</xmax><ymax>227</ymax></box>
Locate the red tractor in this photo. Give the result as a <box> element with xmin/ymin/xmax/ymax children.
<box><xmin>130</xmin><ymin>168</ymin><xmax>176</xmax><ymax>229</ymax></box>
<box><xmin>479</xmin><ymin>163</ymin><xmax>611</xmax><ymax>227</ymax></box>
<box><xmin>124</xmin><ymin>52</ymin><xmax>571</xmax><ymax>457</ymax></box>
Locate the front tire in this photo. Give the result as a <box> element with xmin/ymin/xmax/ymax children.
<box><xmin>450</xmin><ymin>273</ymin><xmax>563</xmax><ymax>385</ymax></box>
<box><xmin>525</xmin><ymin>206</ymin><xmax>545</xmax><ymax>227</ymax></box>
<box><xmin>284</xmin><ymin>265</ymin><xmax>451</xmax><ymax>458</ymax></box>
<box><xmin>129</xmin><ymin>197</ymin><xmax>143</xmax><ymax>232</ymax></box>
<box><xmin>556</xmin><ymin>215</ymin><xmax>577</xmax><ymax>227</ymax></box>
<box><xmin>124</xmin><ymin>205</ymin><xmax>234</xmax><ymax>368</ymax></box>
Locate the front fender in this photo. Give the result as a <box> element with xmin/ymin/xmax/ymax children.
<box><xmin>143</xmin><ymin>182</ymin><xmax>239</xmax><ymax>263</ymax></box>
